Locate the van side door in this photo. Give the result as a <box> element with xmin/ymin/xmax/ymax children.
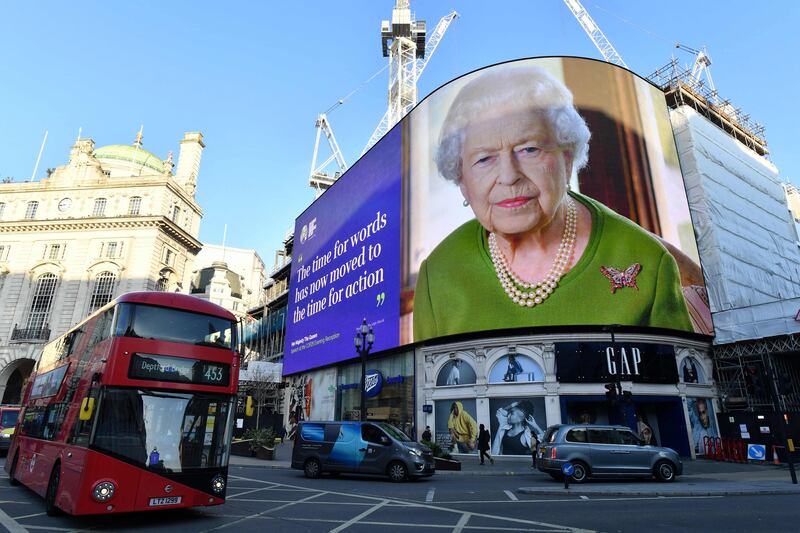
<box><xmin>360</xmin><ymin>424</ymin><xmax>392</xmax><ymax>474</ymax></box>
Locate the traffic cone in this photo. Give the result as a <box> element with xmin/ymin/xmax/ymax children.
<box><xmin>773</xmin><ymin>445</ymin><xmax>781</xmax><ymax>465</ymax></box>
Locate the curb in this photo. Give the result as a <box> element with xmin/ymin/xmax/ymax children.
<box><xmin>516</xmin><ymin>486</ymin><xmax>800</xmax><ymax>497</ymax></box>
<box><xmin>229</xmin><ymin>462</ymin><xmax>529</xmax><ymax>476</ymax></box>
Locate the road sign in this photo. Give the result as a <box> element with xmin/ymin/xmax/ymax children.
<box><xmin>562</xmin><ymin>462</ymin><xmax>575</xmax><ymax>476</ymax></box>
<box><xmin>747</xmin><ymin>444</ymin><xmax>766</xmax><ymax>461</ymax></box>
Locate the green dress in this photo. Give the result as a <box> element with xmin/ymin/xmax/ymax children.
<box><xmin>413</xmin><ymin>192</ymin><xmax>693</xmax><ymax>342</ymax></box>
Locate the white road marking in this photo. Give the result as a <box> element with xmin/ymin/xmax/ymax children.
<box><xmin>226</xmin><ymin>477</ymin><xmax>593</xmax><ymax>532</ymax></box>
<box><xmin>329</xmin><ymin>499</ymin><xmax>390</xmax><ymax>533</ymax></box>
<box><xmin>200</xmin><ymin>491</ymin><xmax>326</xmax><ymax>532</ymax></box>
<box><xmin>452</xmin><ymin>513</ymin><xmax>471</xmax><ymax>533</ymax></box>
<box><xmin>0</xmin><ymin>505</ymin><xmax>27</xmax><ymax>533</ymax></box>
<box><xmin>426</xmin><ymin>488</ymin><xmax>436</xmax><ymax>503</ymax></box>
<box><xmin>11</xmin><ymin>513</ymin><xmax>45</xmax><ymax>520</ymax></box>
<box><xmin>579</xmin><ymin>496</ymin><xmax>589</xmax><ymax>500</ymax></box>
<box><xmin>504</xmin><ymin>490</ymin><xmax>518</xmax><ymax>501</ymax></box>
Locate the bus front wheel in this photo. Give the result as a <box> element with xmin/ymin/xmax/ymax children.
<box><xmin>44</xmin><ymin>464</ymin><xmax>62</xmax><ymax>516</ymax></box>
<box><xmin>8</xmin><ymin>452</ymin><xmax>19</xmax><ymax>486</ymax></box>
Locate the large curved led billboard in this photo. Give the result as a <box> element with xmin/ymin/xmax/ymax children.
<box><xmin>285</xmin><ymin>57</ymin><xmax>711</xmax><ymax>375</ymax></box>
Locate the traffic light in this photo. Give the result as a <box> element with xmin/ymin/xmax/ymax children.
<box><xmin>777</xmin><ymin>370</ymin><xmax>793</xmax><ymax>396</ymax></box>
<box><xmin>621</xmin><ymin>390</ymin><xmax>633</xmax><ymax>403</ymax></box>
<box><xmin>745</xmin><ymin>366</ymin><xmax>767</xmax><ymax>397</ymax></box>
<box><xmin>605</xmin><ymin>383</ymin><xmax>618</xmax><ymax>402</ymax></box>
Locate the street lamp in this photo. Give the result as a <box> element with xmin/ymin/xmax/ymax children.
<box><xmin>354</xmin><ymin>318</ymin><xmax>374</xmax><ymax>422</ymax></box>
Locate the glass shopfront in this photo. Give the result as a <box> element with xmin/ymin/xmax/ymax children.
<box><xmin>336</xmin><ymin>351</ymin><xmax>415</xmax><ymax>436</ymax></box>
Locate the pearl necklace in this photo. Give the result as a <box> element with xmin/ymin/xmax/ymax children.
<box><xmin>488</xmin><ymin>197</ymin><xmax>577</xmax><ymax>307</ymax></box>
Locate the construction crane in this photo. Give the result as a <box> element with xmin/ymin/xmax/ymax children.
<box><xmin>675</xmin><ymin>43</ymin><xmax>717</xmax><ymax>101</ymax></box>
<box><xmin>309</xmin><ymin>2</ymin><xmax>456</xmax><ymax>193</ymax></box>
<box><xmin>562</xmin><ymin>0</ymin><xmax>627</xmax><ymax>68</ymax></box>
<box><xmin>362</xmin><ymin>3</ymin><xmax>458</xmax><ymax>155</ymax></box>
<box><xmin>308</xmin><ymin>102</ymin><xmax>348</xmax><ymax>196</ymax></box>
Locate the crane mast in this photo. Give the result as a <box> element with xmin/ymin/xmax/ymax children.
<box><xmin>363</xmin><ymin>5</ymin><xmax>458</xmax><ymax>155</ymax></box>
<box><xmin>562</xmin><ymin>0</ymin><xmax>627</xmax><ymax>68</ymax></box>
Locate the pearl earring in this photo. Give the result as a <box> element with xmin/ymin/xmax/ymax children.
<box><xmin>463</xmin><ymin>200</ymin><xmax>469</xmax><ymax>207</ymax></box>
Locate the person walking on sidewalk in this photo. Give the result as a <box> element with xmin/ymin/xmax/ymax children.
<box><xmin>478</xmin><ymin>424</ymin><xmax>494</xmax><ymax>465</ymax></box>
<box><xmin>421</xmin><ymin>426</ymin><xmax>432</xmax><ymax>443</ymax></box>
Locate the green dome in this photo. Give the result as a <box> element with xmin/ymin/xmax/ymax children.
<box><xmin>94</xmin><ymin>144</ymin><xmax>165</xmax><ymax>173</ymax></box>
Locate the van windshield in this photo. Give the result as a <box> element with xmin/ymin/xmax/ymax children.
<box><xmin>378</xmin><ymin>423</ymin><xmax>411</xmax><ymax>442</ymax></box>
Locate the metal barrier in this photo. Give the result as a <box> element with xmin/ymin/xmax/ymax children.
<box><xmin>703</xmin><ymin>436</ymin><xmax>747</xmax><ymax>462</ymax></box>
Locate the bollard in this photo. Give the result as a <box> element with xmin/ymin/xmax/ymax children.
<box><xmin>561</xmin><ymin>462</ymin><xmax>574</xmax><ymax>490</ymax></box>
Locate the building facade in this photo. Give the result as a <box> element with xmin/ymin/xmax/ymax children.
<box><xmin>0</xmin><ymin>131</ymin><xmax>205</xmax><ymax>402</ymax></box>
<box><xmin>190</xmin><ymin>244</ymin><xmax>267</xmax><ymax>318</ymax></box>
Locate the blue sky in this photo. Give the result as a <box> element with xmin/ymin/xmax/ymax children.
<box><xmin>1</xmin><ymin>1</ymin><xmax>797</xmax><ymax>267</ymax></box>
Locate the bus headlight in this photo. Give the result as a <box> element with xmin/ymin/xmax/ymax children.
<box><xmin>92</xmin><ymin>481</ymin><xmax>116</xmax><ymax>502</ymax></box>
<box><xmin>211</xmin><ymin>474</ymin><xmax>226</xmax><ymax>494</ymax></box>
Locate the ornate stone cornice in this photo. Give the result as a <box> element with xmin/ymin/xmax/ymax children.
<box><xmin>0</xmin><ymin>216</ymin><xmax>202</xmax><ymax>253</ymax></box>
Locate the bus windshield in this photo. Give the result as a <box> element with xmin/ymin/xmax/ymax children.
<box><xmin>114</xmin><ymin>302</ymin><xmax>235</xmax><ymax>350</ymax></box>
<box><xmin>92</xmin><ymin>388</ymin><xmax>234</xmax><ymax>472</ymax></box>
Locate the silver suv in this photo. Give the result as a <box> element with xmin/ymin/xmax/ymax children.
<box><xmin>537</xmin><ymin>424</ymin><xmax>682</xmax><ymax>483</ymax></box>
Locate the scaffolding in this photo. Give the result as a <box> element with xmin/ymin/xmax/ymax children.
<box><xmin>647</xmin><ymin>58</ymin><xmax>768</xmax><ymax>156</ymax></box>
<box><xmin>713</xmin><ymin>334</ymin><xmax>800</xmax><ymax>412</ymax></box>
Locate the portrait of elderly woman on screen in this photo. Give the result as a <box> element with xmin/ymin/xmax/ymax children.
<box><xmin>412</xmin><ymin>64</ymin><xmax>694</xmax><ymax>341</ymax></box>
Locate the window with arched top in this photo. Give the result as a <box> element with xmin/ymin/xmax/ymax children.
<box><xmin>25</xmin><ymin>201</ymin><xmax>39</xmax><ymax>219</ymax></box>
<box><xmin>489</xmin><ymin>353</ymin><xmax>544</xmax><ymax>383</ymax></box>
<box><xmin>436</xmin><ymin>358</ymin><xmax>477</xmax><ymax>386</ymax></box>
<box><xmin>92</xmin><ymin>198</ymin><xmax>107</xmax><ymax>217</ymax></box>
<box><xmin>128</xmin><ymin>196</ymin><xmax>142</xmax><ymax>215</ymax></box>
<box><xmin>155</xmin><ymin>277</ymin><xmax>168</xmax><ymax>292</ymax></box>
<box><xmin>680</xmin><ymin>357</ymin><xmax>706</xmax><ymax>384</ymax></box>
<box><xmin>26</xmin><ymin>273</ymin><xmax>58</xmax><ymax>332</ymax></box>
<box><xmin>89</xmin><ymin>271</ymin><xmax>117</xmax><ymax>312</ymax></box>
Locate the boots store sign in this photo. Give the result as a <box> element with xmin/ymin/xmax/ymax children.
<box><xmin>555</xmin><ymin>342</ymin><xmax>678</xmax><ymax>384</ymax></box>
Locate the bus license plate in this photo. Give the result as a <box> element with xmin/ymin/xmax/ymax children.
<box><xmin>149</xmin><ymin>496</ymin><xmax>182</xmax><ymax>507</ymax></box>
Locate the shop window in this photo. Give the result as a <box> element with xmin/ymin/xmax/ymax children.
<box><xmin>680</xmin><ymin>357</ymin><xmax>705</xmax><ymax>384</ymax></box>
<box><xmin>488</xmin><ymin>353</ymin><xmax>544</xmax><ymax>383</ymax></box>
<box><xmin>436</xmin><ymin>358</ymin><xmax>477</xmax><ymax>386</ymax></box>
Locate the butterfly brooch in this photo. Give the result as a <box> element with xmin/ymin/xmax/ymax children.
<box><xmin>600</xmin><ymin>263</ymin><xmax>641</xmax><ymax>293</ymax></box>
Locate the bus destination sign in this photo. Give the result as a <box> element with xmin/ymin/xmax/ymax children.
<box><xmin>129</xmin><ymin>353</ymin><xmax>230</xmax><ymax>386</ymax></box>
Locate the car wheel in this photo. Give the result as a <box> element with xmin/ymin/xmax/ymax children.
<box><xmin>570</xmin><ymin>461</ymin><xmax>589</xmax><ymax>483</ymax></box>
<box><xmin>45</xmin><ymin>464</ymin><xmax>62</xmax><ymax>516</ymax></box>
<box><xmin>548</xmin><ymin>472</ymin><xmax>564</xmax><ymax>481</ymax></box>
<box><xmin>387</xmin><ymin>461</ymin><xmax>408</xmax><ymax>483</ymax></box>
<box><xmin>304</xmin><ymin>458</ymin><xmax>321</xmax><ymax>479</ymax></box>
<box><xmin>654</xmin><ymin>461</ymin><xmax>676</xmax><ymax>482</ymax></box>
<box><xmin>8</xmin><ymin>452</ymin><xmax>19</xmax><ymax>486</ymax></box>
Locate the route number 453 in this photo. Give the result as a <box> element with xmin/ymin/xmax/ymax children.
<box><xmin>204</xmin><ymin>366</ymin><xmax>224</xmax><ymax>382</ymax></box>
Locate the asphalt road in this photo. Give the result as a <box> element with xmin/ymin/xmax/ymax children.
<box><xmin>0</xmin><ymin>461</ymin><xmax>797</xmax><ymax>532</ymax></box>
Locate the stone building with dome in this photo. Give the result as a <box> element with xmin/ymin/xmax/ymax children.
<box><xmin>0</xmin><ymin>131</ymin><xmax>205</xmax><ymax>402</ymax></box>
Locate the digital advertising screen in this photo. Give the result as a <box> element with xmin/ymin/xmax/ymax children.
<box><xmin>285</xmin><ymin>57</ymin><xmax>710</xmax><ymax>376</ymax></box>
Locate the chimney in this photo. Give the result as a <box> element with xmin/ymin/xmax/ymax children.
<box><xmin>175</xmin><ymin>132</ymin><xmax>204</xmax><ymax>197</ymax></box>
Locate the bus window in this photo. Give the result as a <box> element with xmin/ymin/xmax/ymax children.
<box><xmin>113</xmin><ymin>303</ymin><xmax>235</xmax><ymax>350</ymax></box>
<box><xmin>92</xmin><ymin>387</ymin><xmax>233</xmax><ymax>472</ymax></box>
<box><xmin>42</xmin><ymin>403</ymin><xmax>68</xmax><ymax>440</ymax></box>
<box><xmin>20</xmin><ymin>407</ymin><xmax>46</xmax><ymax>439</ymax></box>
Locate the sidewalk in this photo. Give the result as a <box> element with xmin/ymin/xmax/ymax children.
<box><xmin>230</xmin><ymin>443</ymin><xmax>800</xmax><ymax>495</ymax></box>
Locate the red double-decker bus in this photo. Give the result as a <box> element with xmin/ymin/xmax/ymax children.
<box><xmin>5</xmin><ymin>292</ymin><xmax>242</xmax><ymax>515</ymax></box>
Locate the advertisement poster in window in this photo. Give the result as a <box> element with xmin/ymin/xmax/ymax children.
<box><xmin>687</xmin><ymin>397</ymin><xmax>719</xmax><ymax>454</ymax></box>
<box><xmin>434</xmin><ymin>399</ymin><xmax>477</xmax><ymax>454</ymax></box>
<box><xmin>489</xmin><ymin>397</ymin><xmax>547</xmax><ymax>456</ymax></box>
